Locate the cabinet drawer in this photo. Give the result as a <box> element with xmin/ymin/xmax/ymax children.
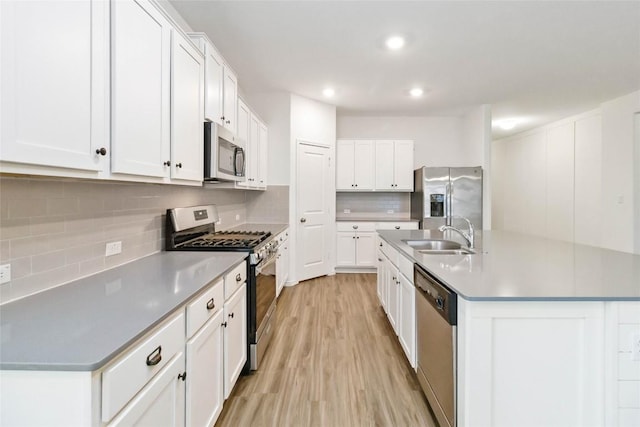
<box><xmin>224</xmin><ymin>261</ymin><xmax>247</xmax><ymax>300</ymax></box>
<box><xmin>398</xmin><ymin>253</ymin><xmax>414</xmax><ymax>281</ymax></box>
<box><xmin>375</xmin><ymin>222</ymin><xmax>419</xmax><ymax>230</ymax></box>
<box><xmin>379</xmin><ymin>238</ymin><xmax>399</xmax><ymax>267</ymax></box>
<box><xmin>186</xmin><ymin>278</ymin><xmax>224</xmax><ymax>338</ymax></box>
<box><xmin>101</xmin><ymin>311</ymin><xmax>185</xmax><ymax>423</ymax></box>
<box><xmin>336</xmin><ymin>222</ymin><xmax>376</xmax><ymax>232</ymax></box>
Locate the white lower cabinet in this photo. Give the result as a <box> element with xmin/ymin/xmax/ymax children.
<box><xmin>276</xmin><ymin>230</ymin><xmax>290</xmax><ymax>297</ymax></box>
<box><xmin>186</xmin><ymin>311</ymin><xmax>224</xmax><ymax>427</ymax></box>
<box><xmin>336</xmin><ymin>222</ymin><xmax>377</xmax><ymax>269</ymax></box>
<box><xmin>377</xmin><ymin>237</ymin><xmax>416</xmax><ymax>369</ymax></box>
<box><xmin>223</xmin><ymin>282</ymin><xmax>247</xmax><ymax>399</ymax></box>
<box><xmin>108</xmin><ymin>352</ymin><xmax>186</xmax><ymax>427</ymax></box>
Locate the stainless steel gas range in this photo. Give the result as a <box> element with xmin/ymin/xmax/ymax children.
<box><xmin>166</xmin><ymin>205</ymin><xmax>279</xmax><ymax>371</ymax></box>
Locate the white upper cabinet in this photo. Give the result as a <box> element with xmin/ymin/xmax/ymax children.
<box><xmin>0</xmin><ymin>0</ymin><xmax>108</xmax><ymax>173</ymax></box>
<box><xmin>222</xmin><ymin>67</ymin><xmax>238</xmax><ymax>134</ymax></box>
<box><xmin>258</xmin><ymin>123</ymin><xmax>268</xmax><ymax>188</ymax></box>
<box><xmin>111</xmin><ymin>0</ymin><xmax>171</xmax><ymax>179</ymax></box>
<box><xmin>171</xmin><ymin>30</ymin><xmax>204</xmax><ymax>183</ymax></box>
<box><xmin>202</xmin><ymin>40</ymin><xmax>224</xmax><ymax>125</ymax></box>
<box><xmin>337</xmin><ymin>139</ymin><xmax>413</xmax><ymax>192</ymax></box>
<box><xmin>336</xmin><ymin>140</ymin><xmax>375</xmax><ymax>190</ymax></box>
<box><xmin>375</xmin><ymin>140</ymin><xmax>414</xmax><ymax>191</ymax></box>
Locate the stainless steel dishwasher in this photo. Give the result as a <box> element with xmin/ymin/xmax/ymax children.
<box><xmin>415</xmin><ymin>264</ymin><xmax>457</xmax><ymax>427</ymax></box>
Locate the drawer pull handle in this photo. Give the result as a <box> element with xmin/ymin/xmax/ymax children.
<box><xmin>146</xmin><ymin>346</ymin><xmax>162</xmax><ymax>366</ymax></box>
<box><xmin>178</xmin><ymin>372</ymin><xmax>187</xmax><ymax>381</ymax></box>
<box><xmin>206</xmin><ymin>298</ymin><xmax>215</xmax><ymax>310</ymax></box>
<box><xmin>236</xmin><ymin>273</ymin><xmax>242</xmax><ymax>282</ymax></box>
<box><xmin>229</xmin><ymin>312</ymin><xmax>234</xmax><ymax>319</ymax></box>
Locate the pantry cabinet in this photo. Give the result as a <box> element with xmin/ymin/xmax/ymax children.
<box><xmin>375</xmin><ymin>140</ymin><xmax>414</xmax><ymax>191</ymax></box>
<box><xmin>336</xmin><ymin>140</ymin><xmax>375</xmax><ymax>190</ymax></box>
<box><xmin>0</xmin><ymin>0</ymin><xmax>109</xmax><ymax>174</ymax></box>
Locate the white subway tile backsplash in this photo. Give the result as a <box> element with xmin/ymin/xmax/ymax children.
<box><xmin>336</xmin><ymin>192</ymin><xmax>411</xmax><ymax>219</ymax></box>
<box><xmin>0</xmin><ymin>176</ymin><xmax>248</xmax><ymax>304</ymax></box>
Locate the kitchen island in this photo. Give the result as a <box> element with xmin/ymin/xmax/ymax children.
<box><xmin>378</xmin><ymin>229</ymin><xmax>640</xmax><ymax>427</ymax></box>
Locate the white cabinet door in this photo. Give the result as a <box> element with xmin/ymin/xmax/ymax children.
<box><xmin>393</xmin><ymin>140</ymin><xmax>414</xmax><ymax>190</ymax></box>
<box><xmin>223</xmin><ymin>283</ymin><xmax>247</xmax><ymax>399</ymax></box>
<box><xmin>376</xmin><ymin>250</ymin><xmax>385</xmax><ymax>306</ymax></box>
<box><xmin>398</xmin><ymin>272</ymin><xmax>415</xmax><ymax>368</ymax></box>
<box><xmin>171</xmin><ymin>31</ymin><xmax>204</xmax><ymax>182</ymax></box>
<box><xmin>276</xmin><ymin>235</ymin><xmax>289</xmax><ymax>297</ymax></box>
<box><xmin>0</xmin><ymin>0</ymin><xmax>108</xmax><ymax>172</ymax></box>
<box><xmin>355</xmin><ymin>232</ymin><xmax>376</xmax><ymax>267</ymax></box>
<box><xmin>111</xmin><ymin>0</ymin><xmax>171</xmax><ymax>178</ymax></box>
<box><xmin>203</xmin><ymin>42</ymin><xmax>224</xmax><ymax>125</ymax></box>
<box><xmin>222</xmin><ymin>67</ymin><xmax>237</xmax><ymax>133</ymax></box>
<box><xmin>375</xmin><ymin>140</ymin><xmax>395</xmax><ymax>190</ymax></box>
<box><xmin>236</xmin><ymin>99</ymin><xmax>251</xmax><ymax>187</ymax></box>
<box><xmin>336</xmin><ymin>140</ymin><xmax>355</xmax><ymax>190</ymax></box>
<box><xmin>336</xmin><ymin>232</ymin><xmax>357</xmax><ymax>267</ymax></box>
<box><xmin>246</xmin><ymin>113</ymin><xmax>260</xmax><ymax>185</ymax></box>
<box><xmin>186</xmin><ymin>311</ymin><xmax>224</xmax><ymax>427</ymax></box>
<box><xmin>108</xmin><ymin>352</ymin><xmax>186</xmax><ymax>427</ymax></box>
<box><xmin>258</xmin><ymin>123</ymin><xmax>268</xmax><ymax>188</ymax></box>
<box><xmin>386</xmin><ymin>257</ymin><xmax>399</xmax><ymax>333</ymax></box>
<box><xmin>353</xmin><ymin>140</ymin><xmax>375</xmax><ymax>190</ymax></box>
<box><xmin>336</xmin><ymin>140</ymin><xmax>374</xmax><ymax>190</ymax></box>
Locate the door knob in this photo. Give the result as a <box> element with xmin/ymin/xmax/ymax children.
<box><xmin>300</xmin><ymin>218</ymin><xmax>306</xmax><ymax>223</ymax></box>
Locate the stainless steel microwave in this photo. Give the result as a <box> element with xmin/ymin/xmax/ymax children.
<box><xmin>204</xmin><ymin>122</ymin><xmax>245</xmax><ymax>182</ymax></box>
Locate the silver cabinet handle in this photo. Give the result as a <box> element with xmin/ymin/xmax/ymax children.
<box><xmin>300</xmin><ymin>218</ymin><xmax>306</xmax><ymax>223</ymax></box>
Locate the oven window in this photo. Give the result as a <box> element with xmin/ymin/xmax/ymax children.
<box><xmin>255</xmin><ymin>266</ymin><xmax>276</xmax><ymax>331</ymax></box>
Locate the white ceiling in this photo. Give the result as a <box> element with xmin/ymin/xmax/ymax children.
<box><xmin>169</xmin><ymin>1</ymin><xmax>640</xmax><ymax>138</ymax></box>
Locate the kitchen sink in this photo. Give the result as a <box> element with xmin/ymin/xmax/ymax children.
<box><xmin>417</xmin><ymin>248</ymin><xmax>475</xmax><ymax>255</ymax></box>
<box><xmin>402</xmin><ymin>239</ymin><xmax>475</xmax><ymax>255</ymax></box>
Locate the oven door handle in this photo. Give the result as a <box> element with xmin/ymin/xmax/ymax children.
<box><xmin>255</xmin><ymin>253</ymin><xmax>277</xmax><ymax>274</ymax></box>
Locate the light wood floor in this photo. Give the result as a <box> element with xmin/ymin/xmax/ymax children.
<box><xmin>216</xmin><ymin>273</ymin><xmax>437</xmax><ymax>427</ymax></box>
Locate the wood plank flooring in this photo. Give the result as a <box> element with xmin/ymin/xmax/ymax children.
<box><xmin>216</xmin><ymin>273</ymin><xmax>437</xmax><ymax>427</ymax></box>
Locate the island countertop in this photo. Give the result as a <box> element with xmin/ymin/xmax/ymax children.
<box><xmin>0</xmin><ymin>251</ymin><xmax>247</xmax><ymax>371</ymax></box>
<box><xmin>377</xmin><ymin>229</ymin><xmax>640</xmax><ymax>301</ymax></box>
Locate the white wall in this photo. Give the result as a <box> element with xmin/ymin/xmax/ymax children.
<box><xmin>289</xmin><ymin>95</ymin><xmax>337</xmax><ymax>283</ymax></box>
<box><xmin>462</xmin><ymin>105</ymin><xmax>492</xmax><ymax>229</ymax></box>
<box><xmin>493</xmin><ymin>89</ymin><xmax>640</xmax><ymax>254</ymax></box>
<box><xmin>336</xmin><ymin>116</ymin><xmax>469</xmax><ymax>167</ymax></box>
<box><xmin>244</xmin><ymin>92</ymin><xmax>291</xmax><ymax>185</ymax></box>
<box><xmin>600</xmin><ymin>91</ymin><xmax>640</xmax><ymax>253</ymax></box>
<box><xmin>635</xmin><ymin>114</ymin><xmax>640</xmax><ymax>254</ymax></box>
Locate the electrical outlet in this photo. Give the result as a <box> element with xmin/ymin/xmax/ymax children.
<box><xmin>632</xmin><ymin>332</ymin><xmax>640</xmax><ymax>361</ymax></box>
<box><xmin>0</xmin><ymin>264</ymin><xmax>11</xmax><ymax>284</ymax></box>
<box><xmin>387</xmin><ymin>209</ymin><xmax>394</xmax><ymax>214</ymax></box>
<box><xmin>235</xmin><ymin>214</ymin><xmax>240</xmax><ymax>221</ymax></box>
<box><xmin>105</xmin><ymin>241</ymin><xmax>122</xmax><ymax>257</ymax></box>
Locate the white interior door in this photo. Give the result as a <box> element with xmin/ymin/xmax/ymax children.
<box><xmin>297</xmin><ymin>142</ymin><xmax>331</xmax><ymax>282</ymax></box>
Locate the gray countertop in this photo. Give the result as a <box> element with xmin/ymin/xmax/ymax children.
<box><xmin>378</xmin><ymin>229</ymin><xmax>640</xmax><ymax>301</ymax></box>
<box><xmin>0</xmin><ymin>251</ymin><xmax>247</xmax><ymax>371</ymax></box>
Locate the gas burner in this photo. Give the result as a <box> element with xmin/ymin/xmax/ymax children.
<box><xmin>182</xmin><ymin>231</ymin><xmax>271</xmax><ymax>250</ymax></box>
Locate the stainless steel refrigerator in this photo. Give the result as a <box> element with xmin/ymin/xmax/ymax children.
<box><xmin>411</xmin><ymin>167</ymin><xmax>483</xmax><ymax>230</ymax></box>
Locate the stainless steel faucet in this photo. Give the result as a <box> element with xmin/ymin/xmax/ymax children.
<box><xmin>439</xmin><ymin>216</ymin><xmax>475</xmax><ymax>248</ymax></box>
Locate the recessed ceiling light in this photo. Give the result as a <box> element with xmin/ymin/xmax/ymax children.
<box><xmin>409</xmin><ymin>88</ymin><xmax>424</xmax><ymax>97</ymax></box>
<box><xmin>385</xmin><ymin>35</ymin><xmax>405</xmax><ymax>50</ymax></box>
<box><xmin>323</xmin><ymin>88</ymin><xmax>335</xmax><ymax>98</ymax></box>
<box><xmin>494</xmin><ymin>119</ymin><xmax>520</xmax><ymax>130</ymax></box>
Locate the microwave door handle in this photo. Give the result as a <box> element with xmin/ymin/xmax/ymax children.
<box><xmin>235</xmin><ymin>148</ymin><xmax>245</xmax><ymax>177</ymax></box>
